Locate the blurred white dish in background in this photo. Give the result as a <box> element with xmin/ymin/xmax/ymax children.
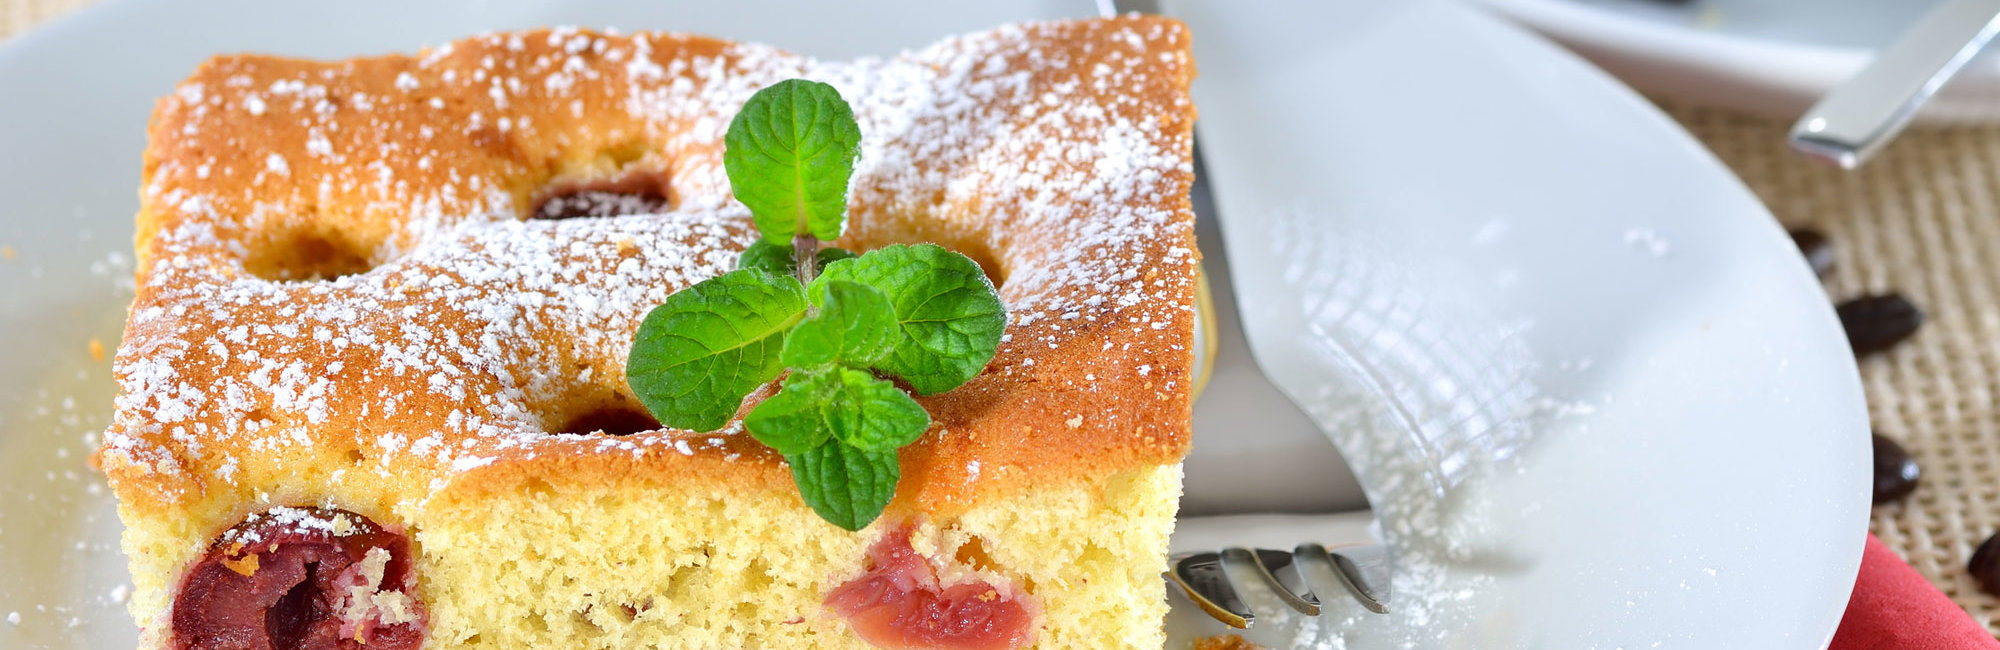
<box><xmin>1476</xmin><ymin>0</ymin><xmax>2000</xmax><ymax>122</ymax></box>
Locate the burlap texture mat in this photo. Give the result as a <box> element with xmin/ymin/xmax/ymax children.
<box><xmin>9</xmin><ymin>0</ymin><xmax>2000</xmax><ymax>636</ymax></box>
<box><xmin>1680</xmin><ymin>106</ymin><xmax>2000</xmax><ymax>633</ymax></box>
<box><xmin>0</xmin><ymin>0</ymin><xmax>74</xmax><ymax>45</ymax></box>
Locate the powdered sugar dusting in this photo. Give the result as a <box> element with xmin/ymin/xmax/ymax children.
<box><xmin>102</xmin><ymin>19</ymin><xmax>1196</xmax><ymax>509</ymax></box>
<box><xmin>217</xmin><ymin>506</ymin><xmax>356</xmax><ymax>547</ymax></box>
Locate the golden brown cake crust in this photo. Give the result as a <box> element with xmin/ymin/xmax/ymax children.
<box><xmin>102</xmin><ymin>18</ymin><xmax>1197</xmax><ymax>522</ymax></box>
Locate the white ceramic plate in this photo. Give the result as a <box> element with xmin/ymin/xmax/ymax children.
<box><xmin>1476</xmin><ymin>0</ymin><xmax>2000</xmax><ymax>122</ymax></box>
<box><xmin>0</xmin><ymin>0</ymin><xmax>1867</xmax><ymax>647</ymax></box>
<box><xmin>1170</xmin><ymin>0</ymin><xmax>1869</xmax><ymax>646</ymax></box>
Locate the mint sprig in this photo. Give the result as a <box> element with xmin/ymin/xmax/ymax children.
<box><xmin>781</xmin><ymin>281</ymin><xmax>897</xmax><ymax>368</ymax></box>
<box><xmin>738</xmin><ymin>239</ymin><xmax>857</xmax><ymax>278</ymax></box>
<box><xmin>788</xmin><ymin>442</ymin><xmax>899</xmax><ymax>532</ymax></box>
<box><xmin>723</xmin><ymin>79</ymin><xmax>861</xmax><ymax>245</ymax></box>
<box><xmin>626</xmin><ymin>79</ymin><xmax>1007</xmax><ymax>531</ymax></box>
<box><xmin>747</xmin><ymin>366</ymin><xmax>929</xmax><ymax>454</ymax></box>
<box><xmin>817</xmin><ymin>245</ymin><xmax>1005</xmax><ymax>395</ymax></box>
<box><xmin>746</xmin><ymin>366</ymin><xmax>926</xmax><ymax>529</ymax></box>
<box><xmin>627</xmin><ymin>269</ymin><xmax>807</xmax><ymax>432</ymax></box>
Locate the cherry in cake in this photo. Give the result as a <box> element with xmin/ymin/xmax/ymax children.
<box><xmin>171</xmin><ymin>507</ymin><xmax>424</xmax><ymax>650</ymax></box>
<box><xmin>825</xmin><ymin>527</ymin><xmax>1038</xmax><ymax>650</ymax></box>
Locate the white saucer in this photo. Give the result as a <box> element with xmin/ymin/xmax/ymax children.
<box><xmin>1477</xmin><ymin>0</ymin><xmax>2000</xmax><ymax>122</ymax></box>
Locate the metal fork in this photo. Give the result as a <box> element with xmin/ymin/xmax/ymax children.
<box><xmin>1097</xmin><ymin>0</ymin><xmax>1400</xmax><ymax>629</ymax></box>
<box><xmin>1788</xmin><ymin>0</ymin><xmax>2000</xmax><ymax>168</ymax></box>
<box><xmin>1166</xmin><ymin>543</ymin><xmax>1392</xmax><ymax>628</ymax></box>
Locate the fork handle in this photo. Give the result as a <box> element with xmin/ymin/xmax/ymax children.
<box><xmin>1789</xmin><ymin>0</ymin><xmax>2000</xmax><ymax>168</ymax></box>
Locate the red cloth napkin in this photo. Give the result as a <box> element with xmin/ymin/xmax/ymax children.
<box><xmin>1830</xmin><ymin>534</ymin><xmax>1999</xmax><ymax>650</ymax></box>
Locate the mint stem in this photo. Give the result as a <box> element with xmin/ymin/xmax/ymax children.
<box><xmin>793</xmin><ymin>234</ymin><xmax>821</xmax><ymax>286</ymax></box>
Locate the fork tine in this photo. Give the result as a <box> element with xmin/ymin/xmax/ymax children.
<box><xmin>1256</xmin><ymin>548</ymin><xmax>1321</xmax><ymax>610</ymax></box>
<box><xmin>1330</xmin><ymin>544</ymin><xmax>1393</xmax><ymax>614</ymax></box>
<box><xmin>1224</xmin><ymin>547</ymin><xmax>1321</xmax><ymax>616</ymax></box>
<box><xmin>1166</xmin><ymin>552</ymin><xmax>1254</xmax><ymax>628</ymax></box>
<box><xmin>1297</xmin><ymin>543</ymin><xmax>1391</xmax><ymax>614</ymax></box>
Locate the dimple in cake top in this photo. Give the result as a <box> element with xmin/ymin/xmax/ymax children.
<box><xmin>101</xmin><ymin>17</ymin><xmax>1199</xmax><ymax>516</ymax></box>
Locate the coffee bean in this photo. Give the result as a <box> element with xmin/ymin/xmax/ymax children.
<box><xmin>1971</xmin><ymin>533</ymin><xmax>2000</xmax><ymax>596</ymax></box>
<box><xmin>1871</xmin><ymin>433</ymin><xmax>1919</xmax><ymax>505</ymax></box>
<box><xmin>1837</xmin><ymin>294</ymin><xmax>1924</xmax><ymax>356</ymax></box>
<box><xmin>1788</xmin><ymin>228</ymin><xmax>1835</xmax><ymax>277</ymax></box>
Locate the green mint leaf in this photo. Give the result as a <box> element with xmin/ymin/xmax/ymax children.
<box><xmin>626</xmin><ymin>269</ymin><xmax>808</xmax><ymax>432</ymax></box>
<box><xmin>787</xmin><ymin>440</ymin><xmax>899</xmax><ymax>531</ymax></box>
<box><xmin>738</xmin><ymin>240</ymin><xmax>857</xmax><ymax>276</ymax></box>
<box><xmin>737</xmin><ymin>239</ymin><xmax>795</xmax><ymax>275</ymax></box>
<box><xmin>741</xmin><ymin>374</ymin><xmax>832</xmax><ymax>456</ymax></box>
<box><xmin>816</xmin><ymin>244</ymin><xmax>1007</xmax><ymax>395</ymax></box>
<box><xmin>824</xmin><ymin>369</ymin><xmax>931</xmax><ymax>450</ymax></box>
<box><xmin>746</xmin><ymin>365</ymin><xmax>929</xmax><ymax>454</ymax></box>
<box><xmin>781</xmin><ymin>281</ymin><xmax>896</xmax><ymax>368</ymax></box>
<box><xmin>815</xmin><ymin>246</ymin><xmax>859</xmax><ymax>267</ymax></box>
<box><xmin>723</xmin><ymin>79</ymin><xmax>860</xmax><ymax>244</ymax></box>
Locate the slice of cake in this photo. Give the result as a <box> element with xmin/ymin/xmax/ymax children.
<box><xmin>101</xmin><ymin>16</ymin><xmax>1197</xmax><ymax>649</ymax></box>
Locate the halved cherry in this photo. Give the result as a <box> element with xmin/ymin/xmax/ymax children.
<box><xmin>170</xmin><ymin>507</ymin><xmax>426</xmax><ymax>650</ymax></box>
<box><xmin>825</xmin><ymin>527</ymin><xmax>1038</xmax><ymax>650</ymax></box>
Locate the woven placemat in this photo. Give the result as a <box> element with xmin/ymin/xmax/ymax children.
<box><xmin>1677</xmin><ymin>106</ymin><xmax>2000</xmax><ymax>633</ymax></box>
<box><xmin>0</xmin><ymin>0</ymin><xmax>77</xmax><ymax>44</ymax></box>
<box><xmin>8</xmin><ymin>0</ymin><xmax>2000</xmax><ymax>637</ymax></box>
